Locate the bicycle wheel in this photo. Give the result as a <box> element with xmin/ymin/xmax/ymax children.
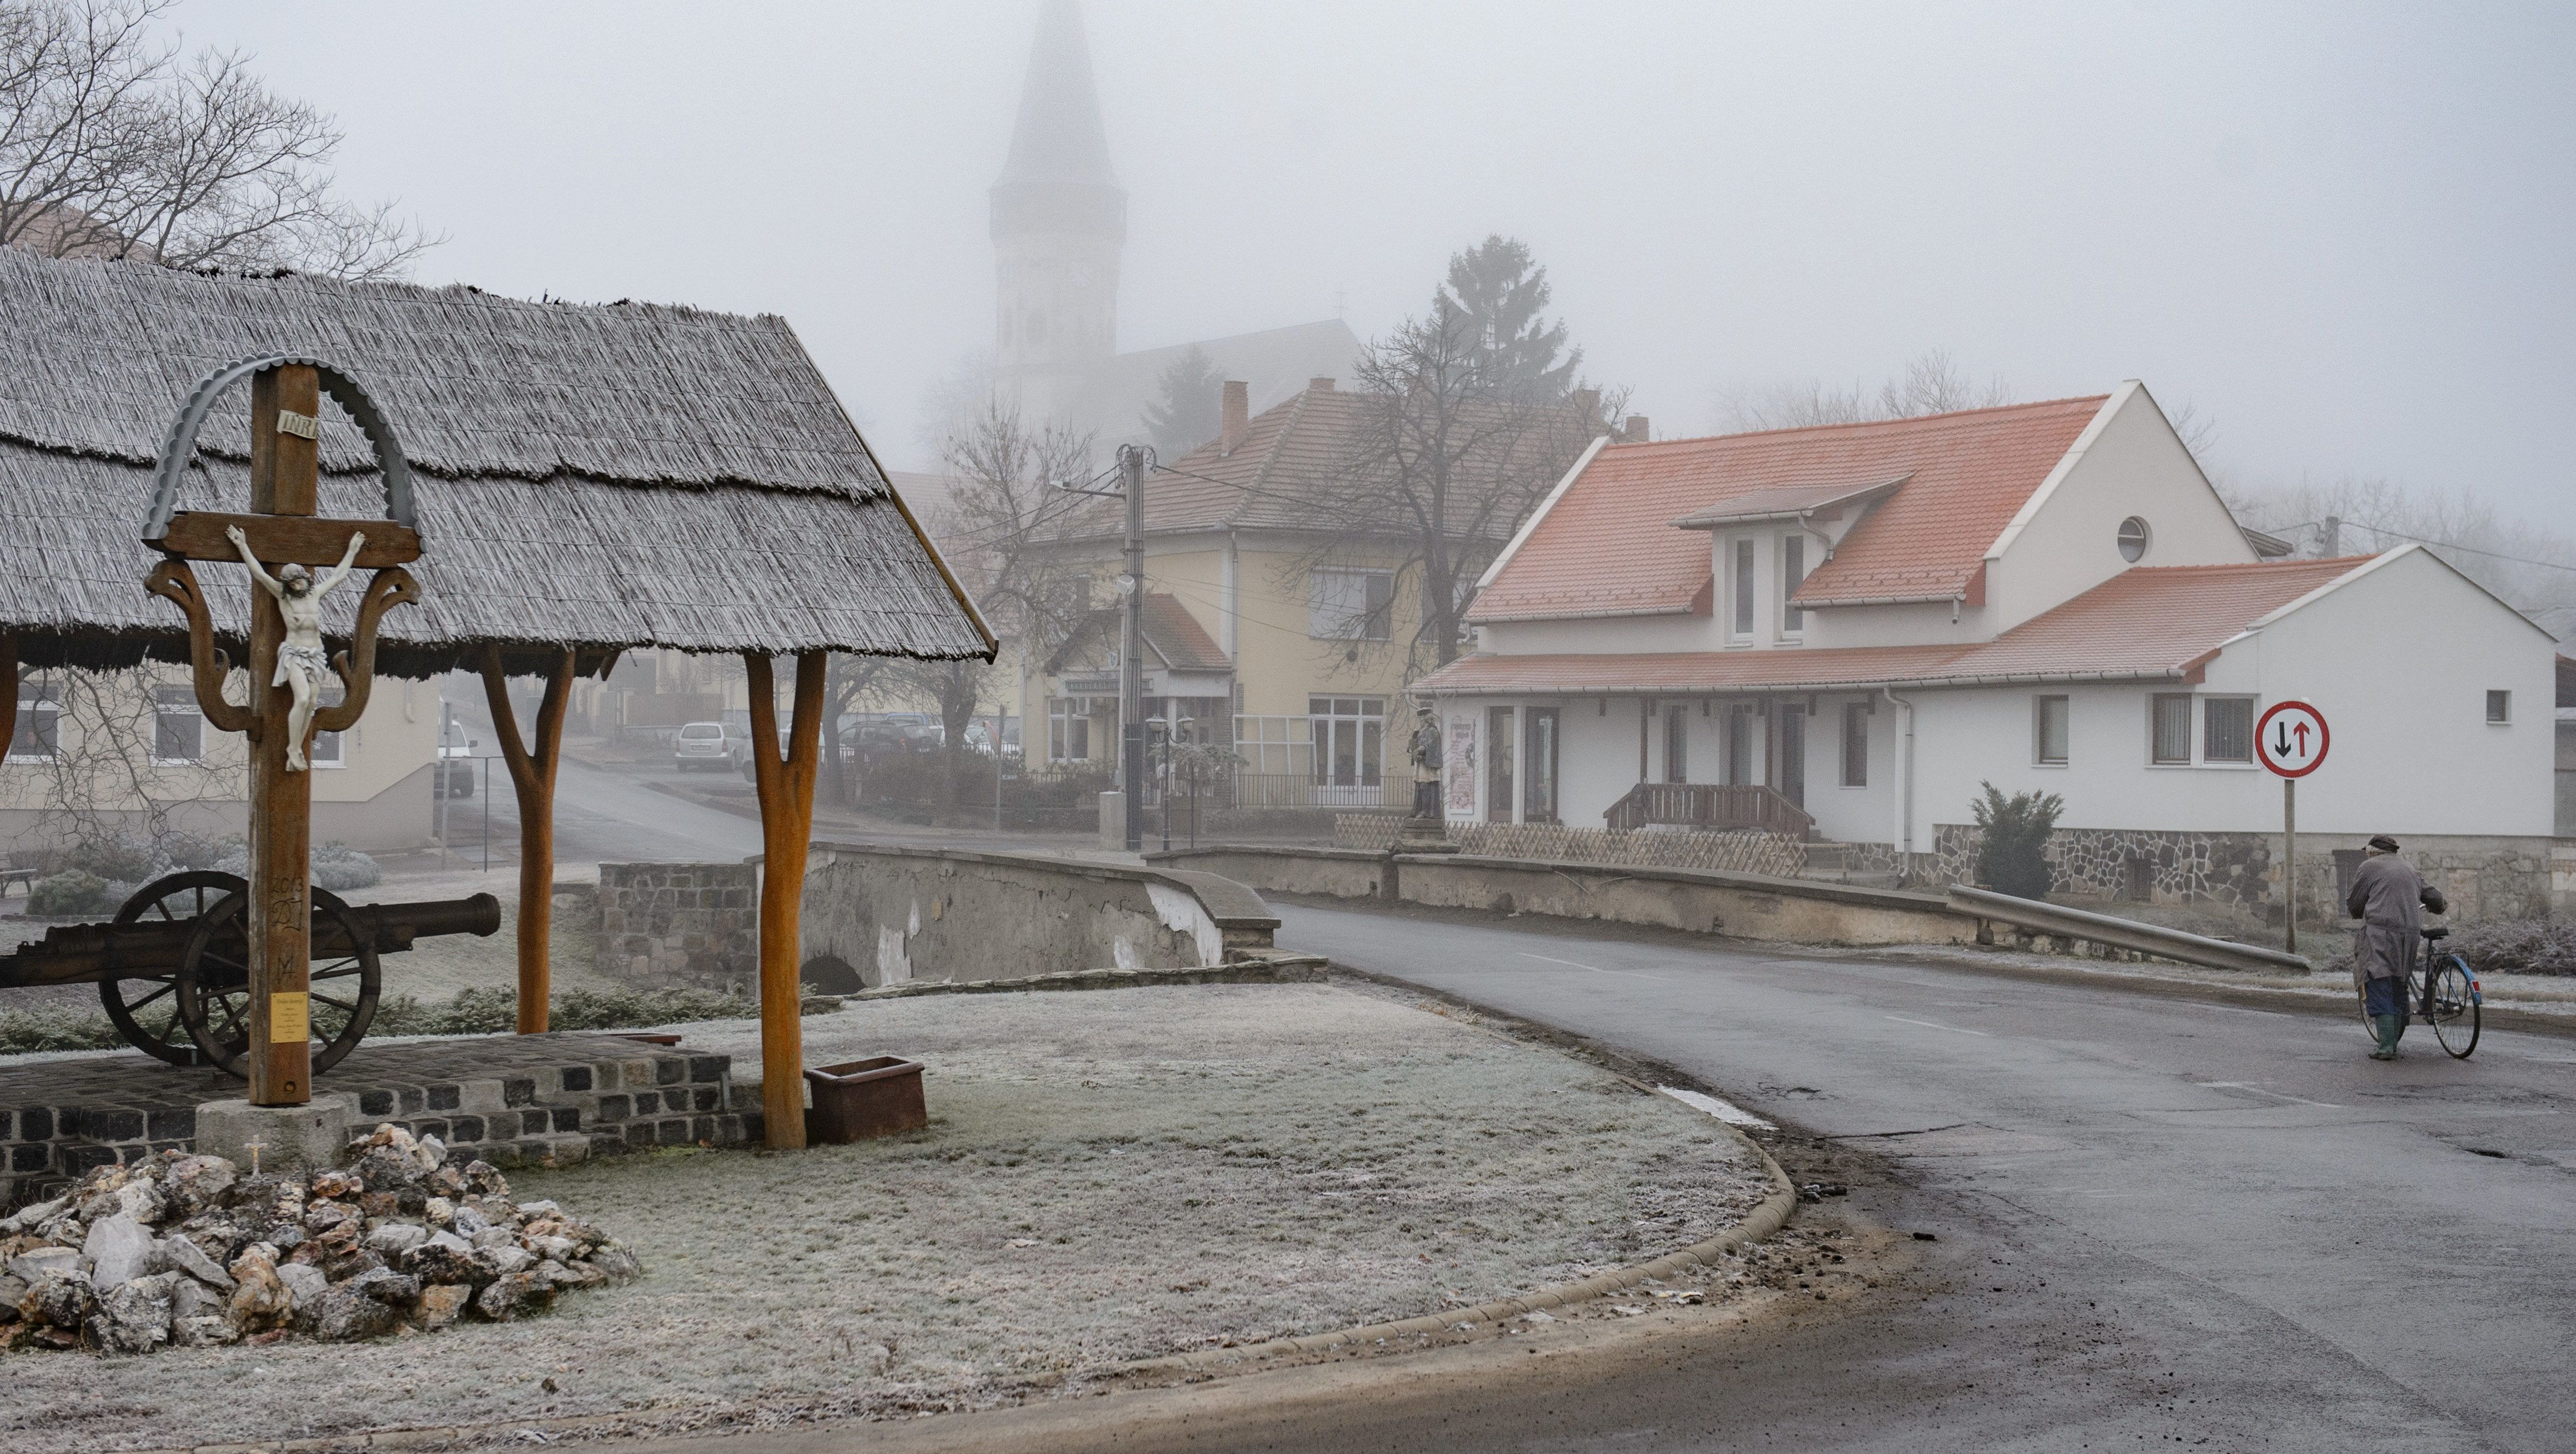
<box><xmin>2427</xmin><ymin>956</ymin><xmax>2481</xmax><ymax>1059</ymax></box>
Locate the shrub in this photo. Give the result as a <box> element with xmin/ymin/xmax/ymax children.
<box><xmin>311</xmin><ymin>841</ymin><xmax>383</xmax><ymax>892</ymax></box>
<box><xmin>2449</xmin><ymin>919</ymin><xmax>2576</xmax><ymax>977</ymax></box>
<box><xmin>160</xmin><ymin>831</ymin><xmax>242</xmax><ymax>871</ymax></box>
<box><xmin>1971</xmin><ymin>782</ymin><xmax>2063</xmax><ymax>900</ymax></box>
<box><xmin>0</xmin><ymin>1003</ymin><xmax>131</xmax><ymax>1055</ymax></box>
<box><xmin>26</xmin><ymin>870</ymin><xmax>117</xmax><ymax>917</ymax></box>
<box><xmin>55</xmin><ymin>834</ymin><xmax>163</xmax><ymax>884</ymax></box>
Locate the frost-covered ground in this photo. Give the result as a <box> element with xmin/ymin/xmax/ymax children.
<box><xmin>3</xmin><ymin>981</ymin><xmax>1770</xmax><ymax>1450</ymax></box>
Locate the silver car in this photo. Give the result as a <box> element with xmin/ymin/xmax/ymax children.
<box><xmin>672</xmin><ymin>721</ymin><xmax>731</xmax><ymax>772</ymax></box>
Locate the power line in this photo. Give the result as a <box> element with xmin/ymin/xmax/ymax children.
<box><xmin>2342</xmin><ymin>521</ymin><xmax>2576</xmax><ymax>574</ymax></box>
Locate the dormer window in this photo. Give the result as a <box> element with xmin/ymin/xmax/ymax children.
<box><xmin>1730</xmin><ymin>538</ymin><xmax>1756</xmax><ymax>638</ymax></box>
<box><xmin>1780</xmin><ymin>534</ymin><xmax>1808</xmax><ymax>637</ymax></box>
<box><xmin>2117</xmin><ymin>516</ymin><xmax>2150</xmax><ymax>563</ymax></box>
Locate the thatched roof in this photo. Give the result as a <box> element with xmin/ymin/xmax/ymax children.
<box><xmin>0</xmin><ymin>248</ymin><xmax>993</xmax><ymax>676</ymax></box>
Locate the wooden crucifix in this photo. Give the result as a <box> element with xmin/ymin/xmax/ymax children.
<box><xmin>142</xmin><ymin>356</ymin><xmax>422</xmax><ymax>1106</ymax></box>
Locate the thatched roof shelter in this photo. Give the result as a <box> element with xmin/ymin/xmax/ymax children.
<box><xmin>0</xmin><ymin>247</ymin><xmax>992</xmax><ymax>675</ymax></box>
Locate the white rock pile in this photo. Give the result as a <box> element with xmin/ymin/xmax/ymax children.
<box><xmin>0</xmin><ymin>1125</ymin><xmax>637</xmax><ymax>1354</ymax></box>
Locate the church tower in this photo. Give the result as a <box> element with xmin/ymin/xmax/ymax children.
<box><xmin>991</xmin><ymin>0</ymin><xmax>1125</xmax><ymax>423</ymax></box>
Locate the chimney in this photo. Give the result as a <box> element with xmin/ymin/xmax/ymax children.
<box><xmin>1308</xmin><ymin>376</ymin><xmax>1336</xmax><ymax>392</ymax></box>
<box><xmin>1622</xmin><ymin>415</ymin><xmax>1651</xmax><ymax>444</ymax></box>
<box><xmin>1572</xmin><ymin>387</ymin><xmax>1600</xmax><ymax>427</ymax></box>
<box><xmin>1219</xmin><ymin>379</ymin><xmax>1249</xmax><ymax>454</ymax></box>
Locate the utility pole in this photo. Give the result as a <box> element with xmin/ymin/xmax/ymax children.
<box><xmin>1119</xmin><ymin>444</ymin><xmax>1147</xmax><ymax>851</ymax></box>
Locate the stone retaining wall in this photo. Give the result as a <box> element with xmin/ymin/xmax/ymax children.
<box><xmin>1334</xmin><ymin>815</ymin><xmax>1805</xmax><ymax>877</ymax></box>
<box><xmin>1926</xmin><ymin>825</ymin><xmax>2564</xmax><ymax>920</ymax></box>
<box><xmin>596</xmin><ymin>863</ymin><xmax>758</xmax><ymax>991</ymax></box>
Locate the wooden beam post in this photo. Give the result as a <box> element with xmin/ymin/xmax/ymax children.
<box><xmin>246</xmin><ymin>365</ymin><xmax>320</xmax><ymax>1106</ymax></box>
<box><xmin>479</xmin><ymin>645</ymin><xmax>574</xmax><ymax>1034</ymax></box>
<box><xmin>1</xmin><ymin>633</ymin><xmax>17</xmax><ymax>774</ymax></box>
<box><xmin>745</xmin><ymin>649</ymin><xmax>825</xmax><ymax>1151</ymax></box>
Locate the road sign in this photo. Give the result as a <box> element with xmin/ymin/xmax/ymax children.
<box><xmin>2256</xmin><ymin>700</ymin><xmax>2329</xmax><ymax>778</ymax></box>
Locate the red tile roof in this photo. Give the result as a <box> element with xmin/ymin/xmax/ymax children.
<box><xmin>1423</xmin><ymin>556</ymin><xmax>2376</xmax><ymax>695</ymax></box>
<box><xmin>1139</xmin><ymin>592</ymin><xmax>1231</xmax><ymax>672</ymax></box>
<box><xmin>1469</xmin><ymin>396</ymin><xmax>2110</xmax><ymax>622</ymax></box>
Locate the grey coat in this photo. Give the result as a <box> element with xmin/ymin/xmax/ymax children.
<box><xmin>2346</xmin><ymin>854</ymin><xmax>2440</xmax><ymax>986</ymax></box>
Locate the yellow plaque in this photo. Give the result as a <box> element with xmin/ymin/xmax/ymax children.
<box><xmin>269</xmin><ymin>992</ymin><xmax>310</xmax><ymax>1045</ymax></box>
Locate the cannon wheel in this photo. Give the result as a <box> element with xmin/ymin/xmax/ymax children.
<box><xmin>174</xmin><ymin>887</ymin><xmax>382</xmax><ymax>1078</ymax></box>
<box><xmin>100</xmin><ymin>870</ymin><xmax>249</xmax><ymax>1067</ymax></box>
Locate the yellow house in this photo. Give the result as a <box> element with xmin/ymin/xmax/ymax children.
<box><xmin>1025</xmin><ymin>378</ymin><xmax>1528</xmax><ymax>808</ymax></box>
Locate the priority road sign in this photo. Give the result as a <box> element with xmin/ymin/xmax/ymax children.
<box><xmin>2256</xmin><ymin>700</ymin><xmax>2328</xmax><ymax>778</ymax></box>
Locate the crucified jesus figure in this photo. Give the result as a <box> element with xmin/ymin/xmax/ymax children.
<box><xmin>227</xmin><ymin>524</ymin><xmax>364</xmax><ymax>772</ymax></box>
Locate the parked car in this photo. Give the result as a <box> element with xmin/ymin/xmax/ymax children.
<box><xmin>437</xmin><ymin>726</ymin><xmax>479</xmax><ymax>798</ymax></box>
<box><xmin>672</xmin><ymin>721</ymin><xmax>733</xmax><ymax>772</ymax></box>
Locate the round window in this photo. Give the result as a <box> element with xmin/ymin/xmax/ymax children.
<box><xmin>2117</xmin><ymin>516</ymin><xmax>2150</xmax><ymax>563</ymax></box>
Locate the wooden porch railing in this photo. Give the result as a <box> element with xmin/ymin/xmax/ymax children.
<box><xmin>1603</xmin><ymin>781</ymin><xmax>1815</xmax><ymax>839</ymax></box>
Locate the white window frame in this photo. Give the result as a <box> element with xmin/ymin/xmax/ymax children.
<box><xmin>2034</xmin><ymin>695</ymin><xmax>2070</xmax><ymax>766</ymax></box>
<box><xmin>1779</xmin><ymin>534</ymin><xmax>1808</xmax><ymax>640</ymax></box>
<box><xmin>151</xmin><ymin>686</ymin><xmax>205</xmax><ymax>766</ymax></box>
<box><xmin>2148</xmin><ymin>693</ymin><xmax>2194</xmax><ymax>766</ymax></box>
<box><xmin>1729</xmin><ymin>537</ymin><xmax>1756</xmax><ymax>642</ymax></box>
<box><xmin>2202</xmin><ymin>695</ymin><xmax>2256</xmax><ymax>765</ymax></box>
<box><xmin>308</xmin><ymin>682</ymin><xmax>348</xmax><ymax>769</ymax></box>
<box><xmin>9</xmin><ymin>683</ymin><xmax>61</xmax><ymax>764</ymax></box>
<box><xmin>2486</xmin><ymin>690</ymin><xmax>2512</xmax><ymax>725</ymax></box>
<box><xmin>1048</xmin><ymin>697</ymin><xmax>1094</xmax><ymax>762</ymax></box>
<box><xmin>1308</xmin><ymin>695</ymin><xmax>1386</xmax><ymax>788</ymax></box>
<box><xmin>1841</xmin><ymin>700</ymin><xmax>1868</xmax><ymax>788</ymax></box>
<box><xmin>1307</xmin><ymin>569</ymin><xmax>1394</xmax><ymax>642</ymax></box>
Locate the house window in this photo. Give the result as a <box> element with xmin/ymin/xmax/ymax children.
<box><xmin>1841</xmin><ymin>701</ymin><xmax>1869</xmax><ymax>788</ymax></box>
<box><xmin>1309</xmin><ymin>696</ymin><xmax>1384</xmax><ymax>787</ymax></box>
<box><xmin>1308</xmin><ymin>569</ymin><xmax>1393</xmax><ymax>641</ymax></box>
<box><xmin>2486</xmin><ymin>690</ymin><xmax>2511</xmax><ymax>724</ymax></box>
<box><xmin>1780</xmin><ymin>536</ymin><xmax>1808</xmax><ymax>636</ymax></box>
<box><xmin>2034</xmin><ymin>695</ymin><xmax>2070</xmax><ymax>765</ymax></box>
<box><xmin>152</xmin><ymin>685</ymin><xmax>203</xmax><ymax>765</ymax></box>
<box><xmin>2204</xmin><ymin>697</ymin><xmax>2254</xmax><ymax>764</ymax></box>
<box><xmin>1524</xmin><ymin>708</ymin><xmax>1559</xmax><ymax>824</ymax></box>
<box><xmin>1730</xmin><ymin>539</ymin><xmax>1756</xmax><ymax>637</ymax></box>
<box><xmin>9</xmin><ymin>678</ymin><xmax>60</xmax><ymax>762</ymax></box>
<box><xmin>309</xmin><ymin>682</ymin><xmax>347</xmax><ymax>769</ymax></box>
<box><xmin>2117</xmin><ymin>516</ymin><xmax>2151</xmax><ymax>563</ymax></box>
<box><xmin>2150</xmin><ymin>694</ymin><xmax>2193</xmax><ymax>765</ymax></box>
<box><xmin>1485</xmin><ymin>705</ymin><xmax>1515</xmax><ymax>823</ymax></box>
<box><xmin>1048</xmin><ymin>698</ymin><xmax>1092</xmax><ymax>761</ymax></box>
<box><xmin>1726</xmin><ymin>706</ymin><xmax>1754</xmax><ymax>785</ymax></box>
<box><xmin>1663</xmin><ymin>704</ymin><xmax>1687</xmax><ymax>783</ymax></box>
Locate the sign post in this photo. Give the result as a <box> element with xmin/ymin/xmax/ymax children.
<box><xmin>2255</xmin><ymin>700</ymin><xmax>2330</xmax><ymax>954</ymax></box>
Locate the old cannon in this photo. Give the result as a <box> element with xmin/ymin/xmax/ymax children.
<box><xmin>0</xmin><ymin>871</ymin><xmax>500</xmax><ymax>1075</ymax></box>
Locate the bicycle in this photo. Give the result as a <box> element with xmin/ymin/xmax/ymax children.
<box><xmin>2357</xmin><ymin>924</ymin><xmax>2482</xmax><ymax>1059</ymax></box>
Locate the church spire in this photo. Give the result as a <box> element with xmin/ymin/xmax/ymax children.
<box><xmin>990</xmin><ymin>0</ymin><xmax>1126</xmax><ymax>421</ymax></box>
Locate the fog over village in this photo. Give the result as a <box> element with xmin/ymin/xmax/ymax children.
<box><xmin>2</xmin><ymin>4</ymin><xmax>2573</xmax><ymax>1451</ymax></box>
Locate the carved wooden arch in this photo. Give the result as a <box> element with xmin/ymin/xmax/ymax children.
<box><xmin>141</xmin><ymin>352</ymin><xmax>417</xmax><ymax>543</ymax></box>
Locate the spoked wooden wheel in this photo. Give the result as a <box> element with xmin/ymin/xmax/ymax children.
<box><xmin>2426</xmin><ymin>956</ymin><xmax>2481</xmax><ymax>1059</ymax></box>
<box><xmin>102</xmin><ymin>871</ymin><xmax>249</xmax><ymax>1067</ymax></box>
<box><xmin>176</xmin><ymin>887</ymin><xmax>382</xmax><ymax>1078</ymax></box>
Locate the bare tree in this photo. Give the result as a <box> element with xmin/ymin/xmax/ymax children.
<box><xmin>2231</xmin><ymin>476</ymin><xmax>2576</xmax><ymax>638</ymax></box>
<box><xmin>1717</xmin><ymin>349</ymin><xmax>2014</xmax><ymax>432</ymax></box>
<box><xmin>1306</xmin><ymin>300</ymin><xmax>1612</xmax><ymax>678</ymax></box>
<box><xmin>1</xmin><ymin>0</ymin><xmax>436</xmax><ymax>279</ymax></box>
<box><xmin>19</xmin><ymin>666</ymin><xmax>231</xmax><ymax>871</ymax></box>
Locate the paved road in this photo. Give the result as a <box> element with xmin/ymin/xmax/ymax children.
<box><xmin>1245</xmin><ymin>902</ymin><xmax>2575</xmax><ymax>1452</ymax></box>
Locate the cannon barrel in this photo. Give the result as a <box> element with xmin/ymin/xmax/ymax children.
<box><xmin>326</xmin><ymin>892</ymin><xmax>503</xmax><ymax>954</ymax></box>
<box><xmin>0</xmin><ymin>891</ymin><xmax>503</xmax><ymax>989</ymax></box>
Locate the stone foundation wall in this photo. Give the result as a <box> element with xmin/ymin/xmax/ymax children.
<box><xmin>1353</xmin><ymin>821</ymin><xmax>1807</xmax><ymax>877</ymax></box>
<box><xmin>595</xmin><ymin>863</ymin><xmax>758</xmax><ymax>992</ymax></box>
<box><xmin>1925</xmin><ymin>825</ymin><xmax>2562</xmax><ymax>920</ymax></box>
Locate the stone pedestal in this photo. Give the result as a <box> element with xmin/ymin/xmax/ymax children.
<box><xmin>1396</xmin><ymin>815</ymin><xmax>1459</xmax><ymax>853</ymax></box>
<box><xmin>1098</xmin><ymin>791</ymin><xmax>1127</xmax><ymax>851</ymax></box>
<box><xmin>195</xmin><ymin>1093</ymin><xmax>356</xmax><ymax>1176</ymax></box>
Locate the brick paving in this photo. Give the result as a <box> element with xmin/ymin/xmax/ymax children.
<box><xmin>0</xmin><ymin>1032</ymin><xmax>759</xmax><ymax>1209</ymax></box>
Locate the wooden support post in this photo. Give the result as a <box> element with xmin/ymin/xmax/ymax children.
<box><xmin>745</xmin><ymin>649</ymin><xmax>825</xmax><ymax>1151</ymax></box>
<box><xmin>247</xmin><ymin>365</ymin><xmax>320</xmax><ymax>1106</ymax></box>
<box><xmin>479</xmin><ymin>645</ymin><xmax>574</xmax><ymax>1034</ymax></box>
<box><xmin>1</xmin><ymin>633</ymin><xmax>17</xmax><ymax>772</ymax></box>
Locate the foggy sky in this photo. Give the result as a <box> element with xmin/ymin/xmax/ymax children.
<box><xmin>171</xmin><ymin>1</ymin><xmax>2574</xmax><ymax>527</ymax></box>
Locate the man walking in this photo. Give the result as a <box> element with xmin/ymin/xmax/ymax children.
<box><xmin>2346</xmin><ymin>835</ymin><xmax>2447</xmax><ymax>1060</ymax></box>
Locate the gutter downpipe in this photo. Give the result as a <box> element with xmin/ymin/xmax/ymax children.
<box><xmin>1880</xmin><ymin>685</ymin><xmax>1917</xmax><ymax>882</ymax></box>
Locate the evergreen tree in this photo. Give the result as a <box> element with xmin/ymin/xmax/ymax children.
<box><xmin>1140</xmin><ymin>345</ymin><xmax>1226</xmax><ymax>457</ymax></box>
<box><xmin>1436</xmin><ymin>235</ymin><xmax>1580</xmax><ymax>402</ymax></box>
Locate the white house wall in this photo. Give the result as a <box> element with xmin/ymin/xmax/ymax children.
<box><xmin>1987</xmin><ymin>385</ymin><xmax>2255</xmax><ymax>632</ymax></box>
<box><xmin>1803</xmin><ymin>600</ymin><xmax>1996</xmax><ymax>650</ymax></box>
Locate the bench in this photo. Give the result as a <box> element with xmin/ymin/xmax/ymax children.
<box><xmin>0</xmin><ymin>850</ymin><xmax>40</xmax><ymax>901</ymax></box>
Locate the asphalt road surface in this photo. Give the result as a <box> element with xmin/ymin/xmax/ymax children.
<box><xmin>1248</xmin><ymin>901</ymin><xmax>2576</xmax><ymax>1452</ymax></box>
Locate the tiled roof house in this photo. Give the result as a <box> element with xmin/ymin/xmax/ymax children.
<box><xmin>1413</xmin><ymin>382</ymin><xmax>2558</xmax><ymax>912</ymax></box>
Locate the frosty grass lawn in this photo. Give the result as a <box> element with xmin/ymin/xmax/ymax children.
<box><xmin>5</xmin><ymin>980</ymin><xmax>1770</xmax><ymax>1449</ymax></box>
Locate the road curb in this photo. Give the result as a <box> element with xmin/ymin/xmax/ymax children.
<box><xmin>1111</xmin><ymin>1106</ymin><xmax>1800</xmax><ymax>1377</ymax></box>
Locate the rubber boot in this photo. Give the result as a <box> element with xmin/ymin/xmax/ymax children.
<box><xmin>2370</xmin><ymin>1015</ymin><xmax>2401</xmax><ymax>1060</ymax></box>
